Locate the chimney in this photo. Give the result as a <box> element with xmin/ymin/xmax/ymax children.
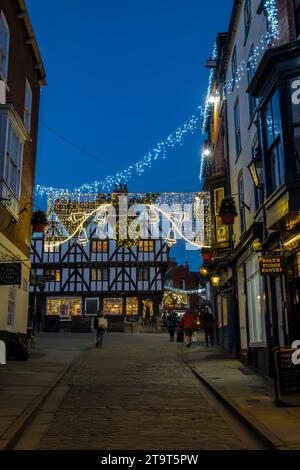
<box><xmin>185</xmin><ymin>261</ymin><xmax>189</xmax><ymax>271</ymax></box>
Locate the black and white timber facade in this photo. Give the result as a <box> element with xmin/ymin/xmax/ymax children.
<box><xmin>30</xmin><ymin>236</ymin><xmax>169</xmax><ymax>329</ymax></box>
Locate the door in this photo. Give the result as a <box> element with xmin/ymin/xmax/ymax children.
<box><xmin>289</xmin><ymin>278</ymin><xmax>300</xmax><ymax>341</ymax></box>
<box><xmin>85</xmin><ymin>298</ymin><xmax>99</xmax><ymax>316</ymax></box>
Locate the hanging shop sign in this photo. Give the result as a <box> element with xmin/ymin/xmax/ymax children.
<box><xmin>259</xmin><ymin>256</ymin><xmax>284</xmax><ymax>276</ymax></box>
<box><xmin>273</xmin><ymin>347</ymin><xmax>300</xmax><ymax>407</ymax></box>
<box><xmin>0</xmin><ymin>262</ymin><xmax>22</xmax><ymax>285</ymax></box>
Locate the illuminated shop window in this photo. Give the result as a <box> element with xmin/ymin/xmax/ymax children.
<box><xmin>126</xmin><ymin>297</ymin><xmax>138</xmax><ymax>315</ymax></box>
<box><xmin>103</xmin><ymin>298</ymin><xmax>123</xmax><ymax>315</ymax></box>
<box><xmin>46</xmin><ymin>298</ymin><xmax>82</xmax><ymax>317</ymax></box>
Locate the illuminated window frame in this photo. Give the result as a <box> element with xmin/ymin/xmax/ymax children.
<box><xmin>138</xmin><ymin>240</ymin><xmax>154</xmax><ymax>252</ymax></box>
<box><xmin>91</xmin><ymin>240</ymin><xmax>108</xmax><ymax>253</ymax></box>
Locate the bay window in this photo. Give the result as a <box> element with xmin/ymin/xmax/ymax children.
<box><xmin>263</xmin><ymin>90</ymin><xmax>284</xmax><ymax>194</ymax></box>
<box><xmin>4</xmin><ymin>119</ymin><xmax>23</xmax><ymax>197</ymax></box>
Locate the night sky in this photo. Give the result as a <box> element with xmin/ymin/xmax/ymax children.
<box><xmin>27</xmin><ymin>0</ymin><xmax>232</xmax><ymax>270</ymax></box>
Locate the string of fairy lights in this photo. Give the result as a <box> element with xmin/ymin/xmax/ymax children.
<box><xmin>35</xmin><ymin>0</ymin><xmax>280</xmax><ymax>202</ymax></box>
<box><xmin>199</xmin><ymin>0</ymin><xmax>280</xmax><ymax>180</ymax></box>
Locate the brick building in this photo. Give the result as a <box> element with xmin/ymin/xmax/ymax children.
<box><xmin>0</xmin><ymin>0</ymin><xmax>45</xmax><ymax>349</ymax></box>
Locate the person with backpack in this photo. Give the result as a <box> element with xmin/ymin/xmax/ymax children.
<box><xmin>180</xmin><ymin>310</ymin><xmax>198</xmax><ymax>347</ymax></box>
<box><xmin>94</xmin><ymin>309</ymin><xmax>108</xmax><ymax>349</ymax></box>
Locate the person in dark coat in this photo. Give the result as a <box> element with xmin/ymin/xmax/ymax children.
<box><xmin>166</xmin><ymin>310</ymin><xmax>177</xmax><ymax>342</ymax></box>
<box><xmin>201</xmin><ymin>306</ymin><xmax>214</xmax><ymax>347</ymax></box>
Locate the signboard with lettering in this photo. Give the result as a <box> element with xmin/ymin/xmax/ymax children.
<box><xmin>0</xmin><ymin>263</ymin><xmax>21</xmax><ymax>285</ymax></box>
<box><xmin>273</xmin><ymin>347</ymin><xmax>300</xmax><ymax>407</ymax></box>
<box><xmin>259</xmin><ymin>256</ymin><xmax>284</xmax><ymax>276</ymax></box>
<box><xmin>291</xmin><ymin>77</ymin><xmax>300</xmax><ymax>124</ymax></box>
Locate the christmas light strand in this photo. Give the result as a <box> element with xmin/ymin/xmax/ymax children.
<box><xmin>34</xmin><ymin>1</ymin><xmax>280</xmax><ymax>197</ymax></box>
<box><xmin>199</xmin><ymin>0</ymin><xmax>280</xmax><ymax>180</ymax></box>
<box><xmin>35</xmin><ymin>108</ymin><xmax>202</xmax><ymax>199</ymax></box>
<box><xmin>165</xmin><ymin>286</ymin><xmax>206</xmax><ymax>295</ymax></box>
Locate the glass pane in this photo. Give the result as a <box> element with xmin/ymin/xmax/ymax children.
<box><xmin>103</xmin><ymin>298</ymin><xmax>123</xmax><ymax>315</ymax></box>
<box><xmin>126</xmin><ymin>297</ymin><xmax>138</xmax><ymax>315</ymax></box>
<box><xmin>294</xmin><ymin>127</ymin><xmax>300</xmax><ymax>175</ymax></box>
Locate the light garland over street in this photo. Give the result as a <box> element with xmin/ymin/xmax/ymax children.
<box><xmin>35</xmin><ymin>0</ymin><xmax>280</xmax><ymax>198</ymax></box>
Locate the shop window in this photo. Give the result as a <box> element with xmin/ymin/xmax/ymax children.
<box><xmin>7</xmin><ymin>285</ymin><xmax>16</xmax><ymax>327</ymax></box>
<box><xmin>138</xmin><ymin>240</ymin><xmax>154</xmax><ymax>252</ymax></box>
<box><xmin>126</xmin><ymin>297</ymin><xmax>138</xmax><ymax>315</ymax></box>
<box><xmin>294</xmin><ymin>252</ymin><xmax>300</xmax><ymax>277</ymax></box>
<box><xmin>103</xmin><ymin>298</ymin><xmax>123</xmax><ymax>315</ymax></box>
<box><xmin>46</xmin><ymin>298</ymin><xmax>82</xmax><ymax>317</ymax></box>
<box><xmin>214</xmin><ymin>188</ymin><xmax>228</xmax><ymax>243</ymax></box>
<box><xmin>44</xmin><ymin>269</ymin><xmax>61</xmax><ymax>282</ymax></box>
<box><xmin>91</xmin><ymin>240</ymin><xmax>108</xmax><ymax>253</ymax></box>
<box><xmin>91</xmin><ymin>268</ymin><xmax>108</xmax><ymax>281</ymax></box>
<box><xmin>246</xmin><ymin>256</ymin><xmax>266</xmax><ymax>343</ymax></box>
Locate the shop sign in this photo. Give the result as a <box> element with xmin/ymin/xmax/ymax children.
<box><xmin>259</xmin><ymin>256</ymin><xmax>284</xmax><ymax>276</ymax></box>
<box><xmin>0</xmin><ymin>262</ymin><xmax>21</xmax><ymax>285</ymax></box>
<box><xmin>291</xmin><ymin>77</ymin><xmax>300</xmax><ymax>124</ymax></box>
<box><xmin>273</xmin><ymin>347</ymin><xmax>300</xmax><ymax>407</ymax></box>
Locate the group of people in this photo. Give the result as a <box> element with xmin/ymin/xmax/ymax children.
<box><xmin>166</xmin><ymin>306</ymin><xmax>214</xmax><ymax>348</ymax></box>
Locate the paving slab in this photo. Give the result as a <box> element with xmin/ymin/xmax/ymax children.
<box><xmin>184</xmin><ymin>340</ymin><xmax>300</xmax><ymax>450</ymax></box>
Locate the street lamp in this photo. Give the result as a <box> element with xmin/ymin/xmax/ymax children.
<box><xmin>211</xmin><ymin>276</ymin><xmax>221</xmax><ymax>288</ymax></box>
<box><xmin>247</xmin><ymin>146</ymin><xmax>264</xmax><ymax>188</ymax></box>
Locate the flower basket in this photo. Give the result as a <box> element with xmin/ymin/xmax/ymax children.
<box><xmin>220</xmin><ymin>213</ymin><xmax>235</xmax><ymax>225</ymax></box>
<box><xmin>219</xmin><ymin>197</ymin><xmax>237</xmax><ymax>226</ymax></box>
<box><xmin>31</xmin><ymin>210</ymin><xmax>48</xmax><ymax>233</ymax></box>
<box><xmin>201</xmin><ymin>249</ymin><xmax>212</xmax><ymax>261</ymax></box>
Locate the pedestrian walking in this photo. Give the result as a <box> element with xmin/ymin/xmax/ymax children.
<box><xmin>166</xmin><ymin>310</ymin><xmax>177</xmax><ymax>342</ymax></box>
<box><xmin>200</xmin><ymin>306</ymin><xmax>214</xmax><ymax>347</ymax></box>
<box><xmin>94</xmin><ymin>309</ymin><xmax>108</xmax><ymax>349</ymax></box>
<box><xmin>180</xmin><ymin>310</ymin><xmax>198</xmax><ymax>347</ymax></box>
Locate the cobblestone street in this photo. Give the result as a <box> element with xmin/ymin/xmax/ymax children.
<box><xmin>15</xmin><ymin>333</ymin><xmax>264</xmax><ymax>450</ymax></box>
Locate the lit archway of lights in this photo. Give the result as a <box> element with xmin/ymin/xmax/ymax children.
<box><xmin>45</xmin><ymin>203</ymin><xmax>209</xmax><ymax>250</ymax></box>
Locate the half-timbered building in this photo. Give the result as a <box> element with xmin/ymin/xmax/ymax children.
<box><xmin>30</xmin><ymin>224</ymin><xmax>169</xmax><ymax>332</ymax></box>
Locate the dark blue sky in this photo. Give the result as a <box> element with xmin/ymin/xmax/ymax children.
<box><xmin>27</xmin><ymin>0</ymin><xmax>231</xmax><ymax>270</ymax></box>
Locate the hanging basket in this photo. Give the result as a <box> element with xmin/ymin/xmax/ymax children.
<box><xmin>31</xmin><ymin>210</ymin><xmax>48</xmax><ymax>233</ymax></box>
<box><xmin>202</xmin><ymin>251</ymin><xmax>212</xmax><ymax>261</ymax></box>
<box><xmin>220</xmin><ymin>213</ymin><xmax>235</xmax><ymax>225</ymax></box>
